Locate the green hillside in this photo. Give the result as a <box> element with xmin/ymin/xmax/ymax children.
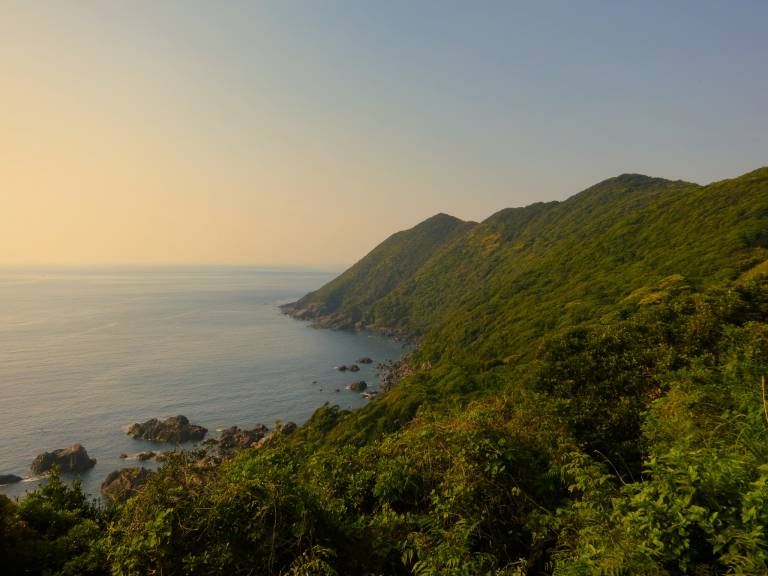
<box><xmin>5</xmin><ymin>167</ymin><xmax>768</xmax><ymax>575</ymax></box>
<box><xmin>287</xmin><ymin>168</ymin><xmax>768</xmax><ymax>364</ymax></box>
<box><xmin>281</xmin><ymin>212</ymin><xmax>475</xmax><ymax>335</ymax></box>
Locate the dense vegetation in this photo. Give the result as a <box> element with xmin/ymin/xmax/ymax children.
<box><xmin>282</xmin><ymin>212</ymin><xmax>475</xmax><ymax>333</ymax></box>
<box><xmin>3</xmin><ymin>167</ymin><xmax>768</xmax><ymax>575</ymax></box>
<box><xmin>287</xmin><ymin>169</ymin><xmax>768</xmax><ymax>363</ymax></box>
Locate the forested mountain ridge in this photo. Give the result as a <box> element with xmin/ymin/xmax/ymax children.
<box><xmin>5</xmin><ymin>167</ymin><xmax>768</xmax><ymax>575</ymax></box>
<box><xmin>285</xmin><ymin>167</ymin><xmax>768</xmax><ymax>364</ymax></box>
<box><xmin>280</xmin><ymin>212</ymin><xmax>475</xmax><ymax>335</ymax></box>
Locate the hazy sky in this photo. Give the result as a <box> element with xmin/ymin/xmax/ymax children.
<box><xmin>2</xmin><ymin>1</ymin><xmax>766</xmax><ymax>267</ymax></box>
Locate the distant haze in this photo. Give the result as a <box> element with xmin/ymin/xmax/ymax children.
<box><xmin>1</xmin><ymin>1</ymin><xmax>766</xmax><ymax>267</ymax></box>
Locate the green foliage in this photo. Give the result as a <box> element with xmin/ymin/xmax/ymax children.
<box><xmin>284</xmin><ymin>212</ymin><xmax>474</xmax><ymax>333</ymax></box>
<box><xmin>0</xmin><ymin>467</ymin><xmax>106</xmax><ymax>575</ymax></box>
<box><xmin>289</xmin><ymin>168</ymin><xmax>768</xmax><ymax>367</ymax></box>
<box><xmin>9</xmin><ymin>167</ymin><xmax>768</xmax><ymax>574</ymax></box>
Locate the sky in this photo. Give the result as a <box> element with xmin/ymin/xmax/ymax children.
<box><xmin>1</xmin><ymin>1</ymin><xmax>766</xmax><ymax>268</ymax></box>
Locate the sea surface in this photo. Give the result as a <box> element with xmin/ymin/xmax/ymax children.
<box><xmin>0</xmin><ymin>267</ymin><xmax>405</xmax><ymax>499</ymax></box>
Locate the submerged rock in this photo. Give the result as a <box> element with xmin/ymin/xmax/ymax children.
<box><xmin>30</xmin><ymin>444</ymin><xmax>96</xmax><ymax>474</ymax></box>
<box><xmin>127</xmin><ymin>415</ymin><xmax>207</xmax><ymax>443</ymax></box>
<box><xmin>101</xmin><ymin>467</ymin><xmax>154</xmax><ymax>502</ymax></box>
<box><xmin>0</xmin><ymin>474</ymin><xmax>22</xmax><ymax>485</ymax></box>
<box><xmin>346</xmin><ymin>380</ymin><xmax>368</xmax><ymax>392</ymax></box>
<box><xmin>337</xmin><ymin>365</ymin><xmax>348</xmax><ymax>372</ymax></box>
<box><xmin>357</xmin><ymin>357</ymin><xmax>373</xmax><ymax>364</ymax></box>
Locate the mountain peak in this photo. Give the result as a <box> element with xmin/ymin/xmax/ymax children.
<box><xmin>422</xmin><ymin>212</ymin><xmax>466</xmax><ymax>225</ymax></box>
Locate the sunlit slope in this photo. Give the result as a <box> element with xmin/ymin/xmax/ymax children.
<box><xmin>287</xmin><ymin>168</ymin><xmax>768</xmax><ymax>363</ymax></box>
<box><xmin>281</xmin><ymin>212</ymin><xmax>475</xmax><ymax>332</ymax></box>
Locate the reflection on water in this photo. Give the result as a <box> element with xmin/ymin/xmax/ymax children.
<box><xmin>0</xmin><ymin>267</ymin><xmax>405</xmax><ymax>498</ymax></box>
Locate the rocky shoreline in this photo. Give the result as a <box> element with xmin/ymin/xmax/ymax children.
<box><xmin>127</xmin><ymin>415</ymin><xmax>207</xmax><ymax>443</ymax></box>
<box><xmin>279</xmin><ymin>301</ymin><xmax>414</xmax><ymax>342</ymax></box>
<box><xmin>2</xmin><ymin>349</ymin><xmax>410</xmax><ymax>501</ymax></box>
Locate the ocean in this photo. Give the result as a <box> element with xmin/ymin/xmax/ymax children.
<box><xmin>0</xmin><ymin>267</ymin><xmax>405</xmax><ymax>499</ymax></box>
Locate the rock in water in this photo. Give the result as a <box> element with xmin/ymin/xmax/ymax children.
<box><xmin>127</xmin><ymin>415</ymin><xmax>207</xmax><ymax>443</ymax></box>
<box><xmin>30</xmin><ymin>444</ymin><xmax>96</xmax><ymax>474</ymax></box>
<box><xmin>218</xmin><ymin>424</ymin><xmax>269</xmax><ymax>453</ymax></box>
<box><xmin>346</xmin><ymin>380</ymin><xmax>368</xmax><ymax>391</ymax></box>
<box><xmin>357</xmin><ymin>357</ymin><xmax>373</xmax><ymax>364</ymax></box>
<box><xmin>0</xmin><ymin>474</ymin><xmax>22</xmax><ymax>485</ymax></box>
<box><xmin>101</xmin><ymin>467</ymin><xmax>154</xmax><ymax>502</ymax></box>
<box><xmin>349</xmin><ymin>364</ymin><xmax>360</xmax><ymax>372</ymax></box>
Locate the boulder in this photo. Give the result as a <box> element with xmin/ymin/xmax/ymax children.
<box><xmin>279</xmin><ymin>422</ymin><xmax>297</xmax><ymax>436</ymax></box>
<box><xmin>250</xmin><ymin>421</ymin><xmax>298</xmax><ymax>450</ymax></box>
<box><xmin>154</xmin><ymin>451</ymin><xmax>171</xmax><ymax>462</ymax></box>
<box><xmin>253</xmin><ymin>435</ymin><xmax>272</xmax><ymax>449</ymax></box>
<box><xmin>136</xmin><ymin>451</ymin><xmax>155</xmax><ymax>461</ymax></box>
<box><xmin>100</xmin><ymin>467</ymin><xmax>153</xmax><ymax>502</ymax></box>
<box><xmin>349</xmin><ymin>364</ymin><xmax>360</xmax><ymax>372</ymax></box>
<box><xmin>336</xmin><ymin>365</ymin><xmax>348</xmax><ymax>372</ymax></box>
<box><xmin>346</xmin><ymin>380</ymin><xmax>368</xmax><ymax>392</ymax></box>
<box><xmin>357</xmin><ymin>357</ymin><xmax>373</xmax><ymax>364</ymax></box>
<box><xmin>127</xmin><ymin>415</ymin><xmax>207</xmax><ymax>443</ymax></box>
<box><xmin>218</xmin><ymin>424</ymin><xmax>269</xmax><ymax>452</ymax></box>
<box><xmin>0</xmin><ymin>474</ymin><xmax>22</xmax><ymax>485</ymax></box>
<box><xmin>31</xmin><ymin>444</ymin><xmax>96</xmax><ymax>474</ymax></box>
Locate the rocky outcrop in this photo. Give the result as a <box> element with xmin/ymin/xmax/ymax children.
<box><xmin>30</xmin><ymin>444</ymin><xmax>96</xmax><ymax>474</ymax></box>
<box><xmin>127</xmin><ymin>415</ymin><xmax>207</xmax><ymax>443</ymax></box>
<box><xmin>279</xmin><ymin>421</ymin><xmax>297</xmax><ymax>435</ymax></box>
<box><xmin>377</xmin><ymin>359</ymin><xmax>415</xmax><ymax>392</ymax></box>
<box><xmin>0</xmin><ymin>474</ymin><xmax>22</xmax><ymax>485</ymax></box>
<box><xmin>101</xmin><ymin>467</ymin><xmax>154</xmax><ymax>502</ymax></box>
<box><xmin>346</xmin><ymin>380</ymin><xmax>368</xmax><ymax>392</ymax></box>
<box><xmin>218</xmin><ymin>424</ymin><xmax>269</xmax><ymax>452</ymax></box>
<box><xmin>250</xmin><ymin>421</ymin><xmax>298</xmax><ymax>451</ymax></box>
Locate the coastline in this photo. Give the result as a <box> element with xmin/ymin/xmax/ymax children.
<box><xmin>0</xmin><ymin>268</ymin><xmax>405</xmax><ymax>500</ymax></box>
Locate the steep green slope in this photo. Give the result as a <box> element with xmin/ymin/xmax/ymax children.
<box><xmin>81</xmin><ymin>274</ymin><xmax>768</xmax><ymax>575</ymax></box>
<box><xmin>281</xmin><ymin>212</ymin><xmax>474</xmax><ymax>335</ymax></box>
<box><xmin>414</xmin><ymin>168</ymin><xmax>768</xmax><ymax>363</ymax></box>
<box><xmin>287</xmin><ymin>168</ymin><xmax>768</xmax><ymax>364</ymax></box>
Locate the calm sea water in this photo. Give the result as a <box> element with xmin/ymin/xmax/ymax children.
<box><xmin>0</xmin><ymin>267</ymin><xmax>405</xmax><ymax>499</ymax></box>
